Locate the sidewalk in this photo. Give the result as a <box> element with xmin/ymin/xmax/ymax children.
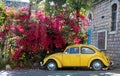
<box><xmin>109</xmin><ymin>65</ymin><xmax>120</xmax><ymax>72</ymax></box>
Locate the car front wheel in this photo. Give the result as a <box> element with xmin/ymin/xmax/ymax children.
<box><xmin>46</xmin><ymin>60</ymin><xmax>57</xmax><ymax>71</ymax></box>
<box><xmin>91</xmin><ymin>60</ymin><xmax>103</xmax><ymax>71</ymax></box>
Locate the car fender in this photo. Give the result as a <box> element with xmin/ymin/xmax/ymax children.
<box><xmin>44</xmin><ymin>56</ymin><xmax>62</xmax><ymax>68</ymax></box>
<box><xmin>88</xmin><ymin>56</ymin><xmax>109</xmax><ymax>67</ymax></box>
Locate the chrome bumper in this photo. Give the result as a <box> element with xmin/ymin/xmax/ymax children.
<box><xmin>102</xmin><ymin>61</ymin><xmax>114</xmax><ymax>70</ymax></box>
<box><xmin>40</xmin><ymin>61</ymin><xmax>44</xmax><ymax>66</ymax></box>
<box><xmin>110</xmin><ymin>61</ymin><xmax>114</xmax><ymax>66</ymax></box>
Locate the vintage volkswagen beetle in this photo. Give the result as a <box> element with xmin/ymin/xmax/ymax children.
<box><xmin>40</xmin><ymin>44</ymin><xmax>111</xmax><ymax>71</ymax></box>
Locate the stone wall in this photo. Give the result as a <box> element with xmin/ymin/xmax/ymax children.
<box><xmin>91</xmin><ymin>0</ymin><xmax>111</xmax><ymax>46</ymax></box>
<box><xmin>91</xmin><ymin>0</ymin><xmax>120</xmax><ymax>67</ymax></box>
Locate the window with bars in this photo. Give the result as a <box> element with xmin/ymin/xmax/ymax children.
<box><xmin>97</xmin><ymin>30</ymin><xmax>107</xmax><ymax>50</ymax></box>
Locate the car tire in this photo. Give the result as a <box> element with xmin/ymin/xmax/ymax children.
<box><xmin>91</xmin><ymin>60</ymin><xmax>103</xmax><ymax>71</ymax></box>
<box><xmin>46</xmin><ymin>60</ymin><xmax>57</xmax><ymax>71</ymax></box>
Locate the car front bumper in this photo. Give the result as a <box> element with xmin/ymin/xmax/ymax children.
<box><xmin>110</xmin><ymin>61</ymin><xmax>114</xmax><ymax>66</ymax></box>
<box><xmin>40</xmin><ymin>61</ymin><xmax>44</xmax><ymax>67</ymax></box>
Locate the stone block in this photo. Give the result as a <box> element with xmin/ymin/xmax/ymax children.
<box><xmin>6</xmin><ymin>64</ymin><xmax>12</xmax><ymax>70</ymax></box>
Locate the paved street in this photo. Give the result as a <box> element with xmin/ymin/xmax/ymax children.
<box><xmin>0</xmin><ymin>69</ymin><xmax>120</xmax><ymax>76</ymax></box>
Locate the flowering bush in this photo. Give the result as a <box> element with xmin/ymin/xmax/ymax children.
<box><xmin>0</xmin><ymin>6</ymin><xmax>89</xmax><ymax>68</ymax></box>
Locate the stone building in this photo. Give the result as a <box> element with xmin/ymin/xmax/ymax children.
<box><xmin>88</xmin><ymin>0</ymin><xmax>120</xmax><ymax>67</ymax></box>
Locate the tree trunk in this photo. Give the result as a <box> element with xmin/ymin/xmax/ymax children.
<box><xmin>76</xmin><ymin>8</ymin><xmax>80</xmax><ymax>25</ymax></box>
<box><xmin>0</xmin><ymin>49</ymin><xmax>1</xmax><ymax>58</ymax></box>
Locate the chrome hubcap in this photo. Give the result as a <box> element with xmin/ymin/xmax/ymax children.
<box><xmin>47</xmin><ymin>62</ymin><xmax>56</xmax><ymax>71</ymax></box>
<box><xmin>93</xmin><ymin>62</ymin><xmax>102</xmax><ymax>70</ymax></box>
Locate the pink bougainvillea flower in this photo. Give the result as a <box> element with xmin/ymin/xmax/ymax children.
<box><xmin>82</xmin><ymin>17</ymin><xmax>89</xmax><ymax>26</ymax></box>
<box><xmin>4</xmin><ymin>25</ymin><xmax>11</xmax><ymax>31</ymax></box>
<box><xmin>72</xmin><ymin>13</ymin><xmax>85</xmax><ymax>21</ymax></box>
<box><xmin>74</xmin><ymin>36</ymin><xmax>81</xmax><ymax>44</ymax></box>
<box><xmin>16</xmin><ymin>25</ymin><xmax>25</xmax><ymax>34</ymax></box>
<box><xmin>72</xmin><ymin>13</ymin><xmax>79</xmax><ymax>18</ymax></box>
<box><xmin>30</xmin><ymin>14</ymin><xmax>36</xmax><ymax>18</ymax></box>
<box><xmin>13</xmin><ymin>10</ymin><xmax>20</xmax><ymax>19</ymax></box>
<box><xmin>4</xmin><ymin>6</ymin><xmax>11</xmax><ymax>11</ymax></box>
<box><xmin>0</xmin><ymin>30</ymin><xmax>4</xmax><ymax>38</ymax></box>
<box><xmin>19</xmin><ymin>14</ymin><xmax>29</xmax><ymax>21</ymax></box>
<box><xmin>12</xmin><ymin>48</ymin><xmax>22</xmax><ymax>61</ymax></box>
<box><xmin>54</xmin><ymin>34</ymin><xmax>65</xmax><ymax>48</ymax></box>
<box><xmin>11</xmin><ymin>25</ymin><xmax>16</xmax><ymax>32</ymax></box>
<box><xmin>37</xmin><ymin>10</ymin><xmax>44</xmax><ymax>15</ymax></box>
<box><xmin>8</xmin><ymin>8</ymin><xmax>89</xmax><ymax>61</ymax></box>
<box><xmin>72</xmin><ymin>25</ymin><xmax>81</xmax><ymax>33</ymax></box>
<box><xmin>20</xmin><ymin>6</ymin><xmax>28</xmax><ymax>12</ymax></box>
<box><xmin>79</xmin><ymin>14</ymin><xmax>85</xmax><ymax>20</ymax></box>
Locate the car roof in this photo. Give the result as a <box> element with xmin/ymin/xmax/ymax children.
<box><xmin>66</xmin><ymin>44</ymin><xmax>100</xmax><ymax>52</ymax></box>
<box><xmin>67</xmin><ymin>44</ymin><xmax>87</xmax><ymax>47</ymax></box>
<box><xmin>67</xmin><ymin>44</ymin><xmax>96</xmax><ymax>48</ymax></box>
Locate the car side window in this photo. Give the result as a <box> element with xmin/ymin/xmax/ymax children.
<box><xmin>66</xmin><ymin>47</ymin><xmax>79</xmax><ymax>54</ymax></box>
<box><xmin>81</xmin><ymin>47</ymin><xmax>94</xmax><ymax>54</ymax></box>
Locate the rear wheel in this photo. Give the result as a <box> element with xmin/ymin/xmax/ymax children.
<box><xmin>91</xmin><ymin>60</ymin><xmax>103</xmax><ymax>71</ymax></box>
<box><xmin>46</xmin><ymin>60</ymin><xmax>57</xmax><ymax>71</ymax></box>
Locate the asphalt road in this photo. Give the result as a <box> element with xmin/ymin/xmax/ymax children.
<box><xmin>0</xmin><ymin>69</ymin><xmax>120</xmax><ymax>76</ymax></box>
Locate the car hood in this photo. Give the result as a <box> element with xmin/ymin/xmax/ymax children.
<box><xmin>50</xmin><ymin>52</ymin><xmax>63</xmax><ymax>56</ymax></box>
<box><xmin>45</xmin><ymin>52</ymin><xmax>63</xmax><ymax>60</ymax></box>
<box><xmin>100</xmin><ymin>51</ymin><xmax>106</xmax><ymax>56</ymax></box>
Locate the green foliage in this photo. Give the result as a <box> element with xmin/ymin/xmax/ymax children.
<box><xmin>44</xmin><ymin>0</ymin><xmax>66</xmax><ymax>15</ymax></box>
<box><xmin>66</xmin><ymin>0</ymin><xmax>94</xmax><ymax>13</ymax></box>
<box><xmin>13</xmin><ymin>50</ymin><xmax>47</xmax><ymax>68</ymax></box>
<box><xmin>0</xmin><ymin>2</ymin><xmax>6</xmax><ymax>26</ymax></box>
<box><xmin>0</xmin><ymin>58</ymin><xmax>17</xmax><ymax>70</ymax></box>
<box><xmin>44</xmin><ymin>0</ymin><xmax>96</xmax><ymax>16</ymax></box>
<box><xmin>30</xmin><ymin>0</ymin><xmax>43</xmax><ymax>5</ymax></box>
<box><xmin>0</xmin><ymin>59</ymin><xmax>6</xmax><ymax>69</ymax></box>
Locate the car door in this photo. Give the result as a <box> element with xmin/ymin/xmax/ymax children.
<box><xmin>62</xmin><ymin>47</ymin><xmax>81</xmax><ymax>67</ymax></box>
<box><xmin>80</xmin><ymin>46</ymin><xmax>95</xmax><ymax>67</ymax></box>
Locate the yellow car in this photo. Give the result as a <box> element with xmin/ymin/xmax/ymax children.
<box><xmin>40</xmin><ymin>44</ymin><xmax>111</xmax><ymax>71</ymax></box>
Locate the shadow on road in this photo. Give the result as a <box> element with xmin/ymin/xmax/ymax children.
<box><xmin>58</xmin><ymin>67</ymin><xmax>90</xmax><ymax>71</ymax></box>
